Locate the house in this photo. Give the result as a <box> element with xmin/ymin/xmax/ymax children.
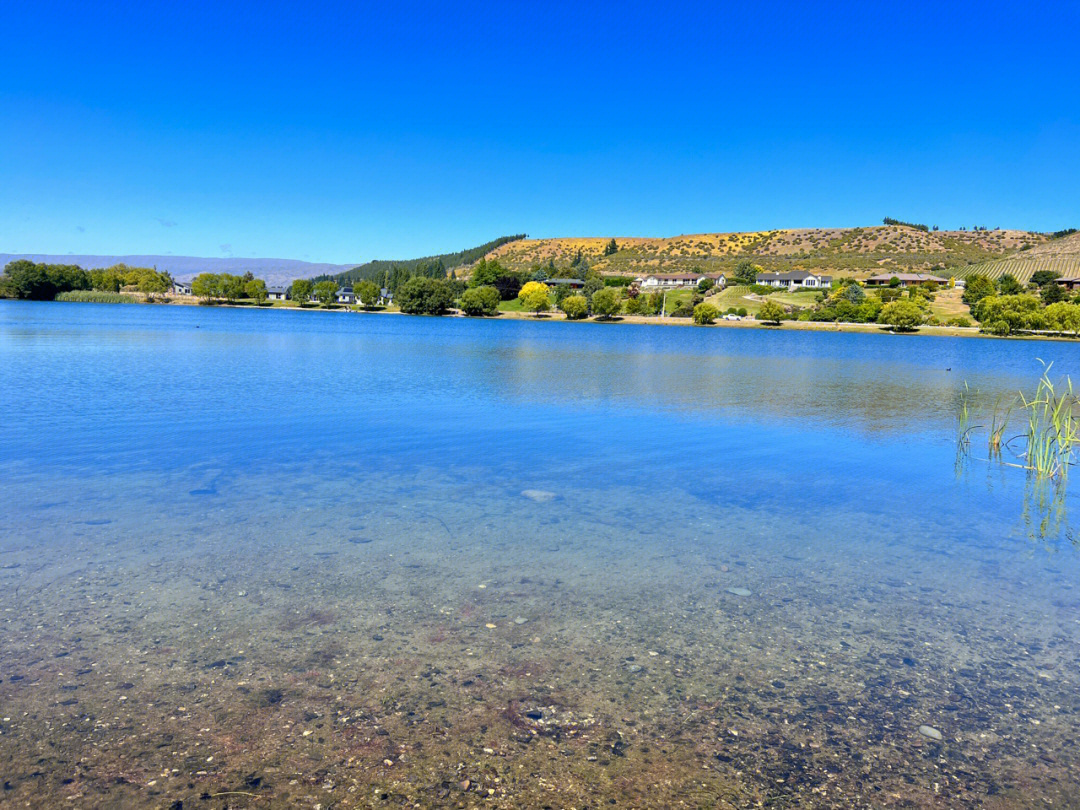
<box><xmin>172</xmin><ymin>280</ymin><xmax>192</xmax><ymax>295</ymax></box>
<box><xmin>864</xmin><ymin>273</ymin><xmax>948</xmax><ymax>288</ymax></box>
<box><xmin>636</xmin><ymin>273</ymin><xmax>724</xmax><ymax>291</ymax></box>
<box><xmin>545</xmin><ymin>278</ymin><xmax>585</xmax><ymax>289</ymax></box>
<box><xmin>380</xmin><ymin>287</ymin><xmax>393</xmax><ymax>304</ymax></box>
<box><xmin>755</xmin><ymin>270</ymin><xmax>832</xmax><ymax>290</ymax></box>
<box><xmin>1056</xmin><ymin>278</ymin><xmax>1080</xmax><ymax>291</ymax></box>
<box><xmin>267</xmin><ymin>286</ymin><xmax>290</xmax><ymax>301</ymax></box>
<box><xmin>336</xmin><ymin>286</ymin><xmax>355</xmax><ymax>304</ymax></box>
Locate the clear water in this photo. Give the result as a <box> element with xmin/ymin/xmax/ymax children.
<box><xmin>2</xmin><ymin>300</ymin><xmax>1079</xmax><ymax>808</ymax></box>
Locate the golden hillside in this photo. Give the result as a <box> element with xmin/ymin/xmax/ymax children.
<box><xmin>484</xmin><ymin>226</ymin><xmax>1046</xmax><ymax>278</ymax></box>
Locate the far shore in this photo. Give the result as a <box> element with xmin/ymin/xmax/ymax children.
<box><xmin>32</xmin><ymin>292</ymin><xmax>1078</xmax><ymax>340</ymax></box>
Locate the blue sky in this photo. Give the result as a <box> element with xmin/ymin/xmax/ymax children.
<box><xmin>2</xmin><ymin>0</ymin><xmax>1077</xmax><ymax>263</ymax></box>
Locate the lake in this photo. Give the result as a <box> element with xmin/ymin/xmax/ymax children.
<box><xmin>2</xmin><ymin>300</ymin><xmax>1080</xmax><ymax>808</ymax></box>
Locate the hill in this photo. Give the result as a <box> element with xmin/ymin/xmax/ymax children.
<box><xmin>319</xmin><ymin>235</ymin><xmax>527</xmax><ymax>286</ymax></box>
<box><xmin>950</xmin><ymin>232</ymin><xmax>1080</xmax><ymax>283</ymax></box>
<box><xmin>0</xmin><ymin>254</ymin><xmax>358</xmax><ymax>287</ymax></box>
<box><xmin>483</xmin><ymin>226</ymin><xmax>1048</xmax><ymax>278</ymax></box>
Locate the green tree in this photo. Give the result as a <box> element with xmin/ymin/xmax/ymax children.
<box><xmin>1044</xmin><ymin>302</ymin><xmax>1080</xmax><ymax>335</ymax></box>
<box><xmin>191</xmin><ymin>273</ymin><xmax>221</xmax><ymax>303</ymax></box>
<box><xmin>518</xmin><ymin>281</ymin><xmax>551</xmax><ymax>315</ymax></box>
<box><xmin>757</xmin><ymin>300</ymin><xmax>787</xmax><ymax>325</ymax></box>
<box><xmin>559</xmin><ymin>294</ymin><xmax>587</xmax><ymax>319</ymax></box>
<box><xmin>1031</xmin><ymin>270</ymin><xmax>1061</xmax><ymax>288</ymax></box>
<box><xmin>693</xmin><ymin>302</ymin><xmax>719</xmax><ymax>324</ymax></box>
<box><xmin>220</xmin><ymin>274</ymin><xmax>246</xmax><ymax>302</ymax></box>
<box><xmin>459</xmin><ymin>285</ymin><xmax>500</xmax><ymax>316</ymax></box>
<box><xmin>582</xmin><ymin>272</ymin><xmax>604</xmax><ymax>300</ymax></box>
<box><xmin>997</xmin><ymin>274</ymin><xmax>1023</xmax><ymax>295</ymax></box>
<box><xmin>697</xmin><ymin>277</ymin><xmax>715</xmax><ymax>293</ymax></box>
<box><xmin>603</xmin><ymin>238</ymin><xmax>618</xmax><ymax>256</ymax></box>
<box><xmin>879</xmin><ymin>299</ymin><xmax>924</xmax><ymax>332</ymax></box>
<box><xmin>590</xmin><ymin>287</ymin><xmax>622</xmax><ymax>319</ymax></box>
<box><xmin>961</xmin><ymin>275</ymin><xmax>996</xmax><ymax>306</ymax></box>
<box><xmin>313</xmin><ymin>280</ymin><xmax>338</xmax><ymax>307</ymax></box>
<box><xmin>397</xmin><ymin>277</ymin><xmax>455</xmax><ymax>315</ymax></box>
<box><xmin>0</xmin><ymin>260</ymin><xmax>90</xmax><ymax>300</ymax></box>
<box><xmin>355</xmin><ymin>280</ymin><xmax>381</xmax><ymax>308</ymax></box>
<box><xmin>733</xmin><ymin>260</ymin><xmax>757</xmax><ymax>285</ymax></box>
<box><xmin>1042</xmin><ymin>281</ymin><xmax>1068</xmax><ymax>305</ymax></box>
<box><xmin>290</xmin><ymin>278</ymin><xmax>313</xmax><ymax>306</ymax></box>
<box><xmin>245</xmin><ymin>278</ymin><xmax>268</xmax><ymax>305</ymax></box>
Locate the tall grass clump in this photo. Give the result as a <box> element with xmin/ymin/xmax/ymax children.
<box><xmin>1017</xmin><ymin>364</ymin><xmax>1078</xmax><ymax>479</ymax></box>
<box><xmin>55</xmin><ymin>290</ymin><xmax>137</xmax><ymax>304</ymax></box>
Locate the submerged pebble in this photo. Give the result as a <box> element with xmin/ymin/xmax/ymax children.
<box><xmin>514</xmin><ymin>616</ymin><xmax>527</xmax><ymax>624</ymax></box>
<box><xmin>521</xmin><ymin>489</ymin><xmax>557</xmax><ymax>503</ymax></box>
<box><xmin>918</xmin><ymin>725</ymin><xmax>943</xmax><ymax>741</ymax></box>
<box><xmin>726</xmin><ymin>587</ymin><xmax>752</xmax><ymax>597</ymax></box>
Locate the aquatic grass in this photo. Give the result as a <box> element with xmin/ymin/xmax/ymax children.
<box><xmin>54</xmin><ymin>290</ymin><xmax>137</xmax><ymax>304</ymax></box>
<box><xmin>987</xmin><ymin>394</ymin><xmax>1014</xmax><ymax>459</ymax></box>
<box><xmin>1015</xmin><ymin>363</ymin><xmax>1078</xmax><ymax>479</ymax></box>
<box><xmin>956</xmin><ymin>364</ymin><xmax>1079</xmax><ymax>540</ymax></box>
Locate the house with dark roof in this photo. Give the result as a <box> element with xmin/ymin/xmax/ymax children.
<box><xmin>755</xmin><ymin>270</ymin><xmax>831</xmax><ymax>290</ymax></box>
<box><xmin>267</xmin><ymin>285</ymin><xmax>290</xmax><ymax>301</ymax></box>
<box><xmin>336</xmin><ymin>286</ymin><xmax>355</xmax><ymax>304</ymax></box>
<box><xmin>172</xmin><ymin>280</ymin><xmax>192</xmax><ymax>295</ymax></box>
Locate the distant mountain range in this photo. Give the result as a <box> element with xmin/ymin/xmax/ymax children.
<box><xmin>0</xmin><ymin>254</ymin><xmax>359</xmax><ymax>287</ymax></box>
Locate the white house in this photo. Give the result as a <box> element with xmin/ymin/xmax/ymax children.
<box><xmin>267</xmin><ymin>285</ymin><xmax>290</xmax><ymax>301</ymax></box>
<box><xmin>755</xmin><ymin>270</ymin><xmax>832</xmax><ymax>290</ymax></box>
<box><xmin>172</xmin><ymin>280</ymin><xmax>192</xmax><ymax>295</ymax></box>
<box><xmin>336</xmin><ymin>286</ymin><xmax>355</xmax><ymax>304</ymax></box>
<box><xmin>637</xmin><ymin>273</ymin><xmax>725</xmax><ymax>291</ymax></box>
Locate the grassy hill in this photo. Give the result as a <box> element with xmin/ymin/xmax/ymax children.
<box><xmin>950</xmin><ymin>232</ymin><xmax>1080</xmax><ymax>283</ymax></box>
<box><xmin>484</xmin><ymin>226</ymin><xmax>1048</xmax><ymax>278</ymax></box>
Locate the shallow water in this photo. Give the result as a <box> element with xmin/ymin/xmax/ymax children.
<box><xmin>2</xmin><ymin>300</ymin><xmax>1080</xmax><ymax>808</ymax></box>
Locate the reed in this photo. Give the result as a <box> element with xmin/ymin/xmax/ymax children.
<box><xmin>1017</xmin><ymin>364</ymin><xmax>1078</xmax><ymax>479</ymax></box>
<box><xmin>54</xmin><ymin>290</ymin><xmax>137</xmax><ymax>304</ymax></box>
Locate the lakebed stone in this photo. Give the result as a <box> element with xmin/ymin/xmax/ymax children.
<box><xmin>726</xmin><ymin>587</ymin><xmax>752</xmax><ymax>597</ymax></box>
<box><xmin>521</xmin><ymin>489</ymin><xmax>557</xmax><ymax>503</ymax></box>
<box><xmin>918</xmin><ymin>725</ymin><xmax>943</xmax><ymax>741</ymax></box>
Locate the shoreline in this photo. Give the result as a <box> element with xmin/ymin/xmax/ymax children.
<box><xmin>22</xmin><ymin>295</ymin><xmax>1080</xmax><ymax>341</ymax></box>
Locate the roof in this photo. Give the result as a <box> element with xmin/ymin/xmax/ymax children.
<box><xmin>638</xmin><ymin>273</ymin><xmax>709</xmax><ymax>281</ymax></box>
<box><xmin>545</xmin><ymin>278</ymin><xmax>584</xmax><ymax>285</ymax></box>
<box><xmin>757</xmin><ymin>270</ymin><xmax>828</xmax><ymax>281</ymax></box>
<box><xmin>268</xmin><ymin>285</ymin><xmax>288</xmax><ymax>293</ymax></box>
<box><xmin>866</xmin><ymin>273</ymin><xmax>947</xmax><ymax>283</ymax></box>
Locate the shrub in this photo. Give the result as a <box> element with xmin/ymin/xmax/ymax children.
<box><xmin>736</xmin><ymin>307</ymin><xmax>747</xmax><ymax>317</ymax></box>
<box><xmin>693</xmin><ymin>302</ymin><xmax>719</xmax><ymax>324</ymax></box>
<box><xmin>879</xmin><ymin>300</ymin><xmax>924</xmax><ymax>332</ymax></box>
<box><xmin>560</xmin><ymin>294</ymin><xmax>588</xmax><ymax>319</ymax></box>
<box><xmin>459</xmin><ymin>285</ymin><xmax>500</xmax><ymax>316</ymax></box>
<box><xmin>948</xmin><ymin>316</ymin><xmax>973</xmax><ymax>328</ymax></box>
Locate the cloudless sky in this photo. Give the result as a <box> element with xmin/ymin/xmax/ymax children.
<box><xmin>1</xmin><ymin>0</ymin><xmax>1077</xmax><ymax>263</ymax></box>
